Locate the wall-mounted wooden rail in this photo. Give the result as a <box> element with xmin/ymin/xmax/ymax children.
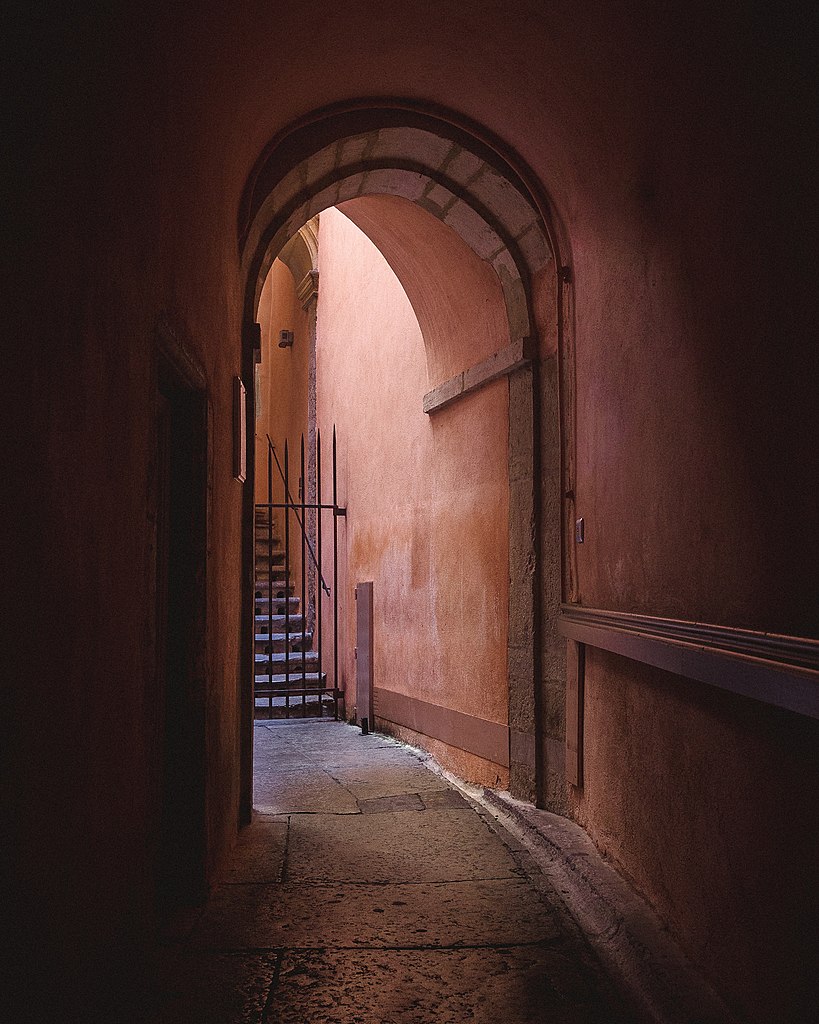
<box><xmin>558</xmin><ymin>605</ymin><xmax>819</xmax><ymax>720</ymax></box>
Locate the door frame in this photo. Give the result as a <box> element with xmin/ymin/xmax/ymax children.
<box><xmin>152</xmin><ymin>328</ymin><xmax>210</xmax><ymax>915</ymax></box>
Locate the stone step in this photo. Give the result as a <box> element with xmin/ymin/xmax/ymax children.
<box><xmin>253</xmin><ymin>585</ymin><xmax>295</xmax><ymax>600</ymax></box>
<box><xmin>254</xmin><ymin>545</ymin><xmax>285</xmax><ymax>562</ymax></box>
<box><xmin>254</xmin><ymin>613</ymin><xmax>305</xmax><ymax>629</ymax></box>
<box><xmin>254</xmin><ymin>561</ymin><xmax>287</xmax><ymax>575</ymax></box>
<box><xmin>254</xmin><ymin>596</ymin><xmax>300</xmax><ymax>613</ymax></box>
<box><xmin>254</xmin><ymin>632</ymin><xmax>313</xmax><ymax>653</ymax></box>
<box><xmin>255</xmin><ymin>650</ymin><xmax>319</xmax><ymax>671</ymax></box>
<box><xmin>253</xmin><ymin>695</ymin><xmax>334</xmax><ymax>719</ymax></box>
<box><xmin>254</xmin><ymin>671</ymin><xmax>327</xmax><ymax>689</ymax></box>
<box><xmin>254</xmin><ymin>593</ymin><xmax>299</xmax><ymax>602</ymax></box>
<box><xmin>253</xmin><ymin>587</ymin><xmax>294</xmax><ymax>601</ymax></box>
<box><xmin>253</xmin><ymin>578</ymin><xmax>294</xmax><ymax>590</ymax></box>
<box><xmin>254</xmin><ymin>630</ymin><xmax>312</xmax><ymax>642</ymax></box>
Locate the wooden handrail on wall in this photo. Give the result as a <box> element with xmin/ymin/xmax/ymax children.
<box><xmin>558</xmin><ymin>605</ymin><xmax>819</xmax><ymax>720</ymax></box>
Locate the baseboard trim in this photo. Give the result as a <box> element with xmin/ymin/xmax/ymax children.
<box><xmin>373</xmin><ymin>687</ymin><xmax>509</xmax><ymax>766</ymax></box>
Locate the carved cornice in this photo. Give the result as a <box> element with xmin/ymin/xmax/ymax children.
<box><xmin>558</xmin><ymin>605</ymin><xmax>819</xmax><ymax>719</ymax></box>
<box><xmin>277</xmin><ymin>215</ymin><xmax>320</xmax><ymax>305</ymax></box>
<box><xmin>297</xmin><ymin>269</ymin><xmax>319</xmax><ymax>310</ymax></box>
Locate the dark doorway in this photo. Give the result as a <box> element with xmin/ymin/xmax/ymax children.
<box><xmin>153</xmin><ymin>357</ymin><xmax>208</xmax><ymax>920</ymax></box>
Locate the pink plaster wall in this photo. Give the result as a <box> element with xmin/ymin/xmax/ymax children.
<box><xmin>338</xmin><ymin>195</ymin><xmax>511</xmax><ymax>382</ymax></box>
<box><xmin>316</xmin><ymin>208</ymin><xmax>510</xmax><ymax>782</ymax></box>
<box><xmin>254</xmin><ymin>261</ymin><xmax>309</xmax><ymax>595</ymax></box>
<box><xmin>574</xmin><ymin>651</ymin><xmax>819</xmax><ymax>1023</ymax></box>
<box><xmin>6</xmin><ymin>3</ymin><xmax>817</xmax><ymax>1018</ymax></box>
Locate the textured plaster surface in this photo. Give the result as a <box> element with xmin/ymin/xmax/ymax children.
<box><xmin>339</xmin><ymin>194</ymin><xmax>512</xmax><ymax>389</ymax></box>
<box><xmin>315</xmin><ymin>209</ymin><xmax>509</xmax><ymax>762</ymax></box>
<box><xmin>254</xmin><ymin>259</ymin><xmax>310</xmax><ymax>598</ymax></box>
<box><xmin>138</xmin><ymin>721</ymin><xmax>629</xmax><ymax>1022</ymax></box>
<box><xmin>570</xmin><ymin>650</ymin><xmax>819</xmax><ymax>1024</ymax></box>
<box><xmin>8</xmin><ymin>6</ymin><xmax>817</xmax><ymax>1020</ymax></box>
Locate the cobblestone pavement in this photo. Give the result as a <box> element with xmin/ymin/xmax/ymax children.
<box><xmin>142</xmin><ymin>720</ymin><xmax>632</xmax><ymax>1023</ymax></box>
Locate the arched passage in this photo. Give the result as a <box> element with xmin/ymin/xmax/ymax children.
<box><xmin>239</xmin><ymin>104</ymin><xmax>569</xmax><ymax>819</ymax></box>
<box><xmin>240</xmin><ymin>109</ymin><xmax>557</xmax><ymax>340</ymax></box>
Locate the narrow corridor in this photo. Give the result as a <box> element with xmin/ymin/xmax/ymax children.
<box><xmin>141</xmin><ymin>721</ymin><xmax>630</xmax><ymax>1023</ymax></box>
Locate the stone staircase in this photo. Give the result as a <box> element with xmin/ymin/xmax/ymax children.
<box><xmin>254</xmin><ymin>506</ymin><xmax>329</xmax><ymax>717</ymax></box>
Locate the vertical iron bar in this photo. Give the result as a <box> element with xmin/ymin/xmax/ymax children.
<box><xmin>267</xmin><ymin>443</ymin><xmax>273</xmax><ymax>719</ymax></box>
<box><xmin>332</xmin><ymin>426</ymin><xmax>339</xmax><ymax>721</ymax></box>
<box><xmin>284</xmin><ymin>439</ymin><xmax>290</xmax><ymax>719</ymax></box>
<box><xmin>316</xmin><ymin>429</ymin><xmax>323</xmax><ymax>717</ymax></box>
<box><xmin>300</xmin><ymin>434</ymin><xmax>307</xmax><ymax>717</ymax></box>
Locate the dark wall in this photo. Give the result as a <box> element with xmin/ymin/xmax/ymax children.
<box><xmin>4</xmin><ymin>3</ymin><xmax>816</xmax><ymax>1019</ymax></box>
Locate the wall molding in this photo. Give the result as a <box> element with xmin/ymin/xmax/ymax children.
<box><xmin>373</xmin><ymin>687</ymin><xmax>510</xmax><ymax>767</ymax></box>
<box><xmin>558</xmin><ymin>605</ymin><xmax>819</xmax><ymax>720</ymax></box>
<box><xmin>297</xmin><ymin>269</ymin><xmax>319</xmax><ymax>309</ymax></box>
<box><xmin>423</xmin><ymin>337</ymin><xmax>534</xmax><ymax>414</ymax></box>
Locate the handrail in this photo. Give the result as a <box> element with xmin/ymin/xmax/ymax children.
<box><xmin>266</xmin><ymin>434</ymin><xmax>330</xmax><ymax>596</ymax></box>
<box><xmin>558</xmin><ymin>604</ymin><xmax>819</xmax><ymax>720</ymax></box>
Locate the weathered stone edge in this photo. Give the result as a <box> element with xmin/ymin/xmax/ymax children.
<box><xmin>423</xmin><ymin>337</ymin><xmax>534</xmax><ymax>414</ymax></box>
<box><xmin>477</xmin><ymin>789</ymin><xmax>742</xmax><ymax>1024</ymax></box>
<box><xmin>408</xmin><ymin>734</ymin><xmax>740</xmax><ymax>1024</ymax></box>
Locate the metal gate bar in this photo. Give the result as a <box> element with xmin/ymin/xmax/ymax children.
<box><xmin>254</xmin><ymin>429</ymin><xmax>344</xmax><ymax>719</ymax></box>
<box><xmin>266</xmin><ymin>441</ymin><xmax>274</xmax><ymax>718</ymax></box>
<box><xmin>300</xmin><ymin>435</ymin><xmax>307</xmax><ymax>717</ymax></box>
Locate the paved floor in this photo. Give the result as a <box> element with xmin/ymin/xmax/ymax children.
<box><xmin>143</xmin><ymin>720</ymin><xmax>631</xmax><ymax>1023</ymax></box>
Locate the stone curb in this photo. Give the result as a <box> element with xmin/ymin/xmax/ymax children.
<box><xmin>414</xmin><ymin>748</ymin><xmax>741</xmax><ymax>1024</ymax></box>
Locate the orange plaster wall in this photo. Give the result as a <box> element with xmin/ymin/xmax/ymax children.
<box><xmin>255</xmin><ymin>259</ymin><xmax>309</xmax><ymax>495</ymax></box>
<box><xmin>316</xmin><ymin>208</ymin><xmax>509</xmax><ymax>781</ymax></box>
<box><xmin>255</xmin><ymin>260</ymin><xmax>310</xmax><ymax>594</ymax></box>
<box><xmin>338</xmin><ymin>195</ymin><xmax>511</xmax><ymax>382</ymax></box>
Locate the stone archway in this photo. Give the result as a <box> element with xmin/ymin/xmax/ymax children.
<box><xmin>239</xmin><ymin>103</ymin><xmax>571</xmax><ymax>815</ymax></box>
<box><xmin>276</xmin><ymin>219</ymin><xmax>321</xmax><ymax>636</ymax></box>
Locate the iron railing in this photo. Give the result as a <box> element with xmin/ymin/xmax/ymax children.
<box><xmin>254</xmin><ymin>429</ymin><xmax>345</xmax><ymax>719</ymax></box>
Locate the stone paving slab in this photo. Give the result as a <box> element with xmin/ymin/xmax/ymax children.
<box><xmin>314</xmin><ymin>746</ymin><xmax>431</xmax><ymax>770</ymax></box>
<box><xmin>251</xmin><ymin>733</ymin><xmax>317</xmax><ymax>769</ymax></box>
<box><xmin>254</xmin><ymin>766</ymin><xmax>359</xmax><ymax>814</ymax></box>
<box><xmin>188</xmin><ymin>879</ymin><xmax>561</xmax><ymax>950</ymax></box>
<box><xmin>138</xmin><ymin>950</ymin><xmax>279</xmax><ymax>1024</ymax></box>
<box><xmin>357</xmin><ymin>792</ymin><xmax>425</xmax><ymax>813</ymax></box>
<box><xmin>259</xmin><ymin>720</ymin><xmax>399</xmax><ymax>753</ymax></box>
<box><xmin>222</xmin><ymin>819</ymin><xmax>288</xmax><ymax>884</ymax></box>
<box><xmin>267</xmin><ymin>947</ymin><xmax>626</xmax><ymax>1024</ymax></box>
<box><xmin>324</xmin><ymin>760</ymin><xmax>449</xmax><ymax>799</ymax></box>
<box><xmin>315</xmin><ymin>741</ymin><xmax>424</xmax><ymax>761</ymax></box>
<box><xmin>418</xmin><ymin>787</ymin><xmax>470</xmax><ymax>810</ymax></box>
<box><xmin>144</xmin><ymin>721</ymin><xmax>630</xmax><ymax>1022</ymax></box>
<box><xmin>287</xmin><ymin>809</ymin><xmax>521</xmax><ymax>882</ymax></box>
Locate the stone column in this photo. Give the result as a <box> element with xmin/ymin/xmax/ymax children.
<box><xmin>507</xmin><ymin>363</ymin><xmax>540</xmax><ymax>803</ymax></box>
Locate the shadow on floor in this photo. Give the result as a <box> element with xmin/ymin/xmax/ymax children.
<box><xmin>136</xmin><ymin>720</ymin><xmax>633</xmax><ymax>1023</ymax></box>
